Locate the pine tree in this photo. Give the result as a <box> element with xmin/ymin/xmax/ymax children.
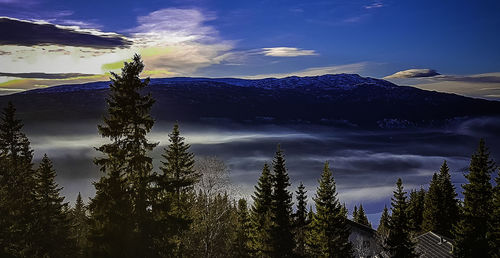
<box><xmin>307</xmin><ymin>162</ymin><xmax>352</xmax><ymax>257</ymax></box>
<box><xmin>355</xmin><ymin>204</ymin><xmax>372</xmax><ymax>228</ymax></box>
<box><xmin>454</xmin><ymin>139</ymin><xmax>495</xmax><ymax>258</ymax></box>
<box><xmin>490</xmin><ymin>168</ymin><xmax>500</xmax><ymax>257</ymax></box>
<box><xmin>353</xmin><ymin>205</ymin><xmax>358</xmax><ymax>221</ymax></box>
<box><xmin>407</xmin><ymin>188</ymin><xmax>425</xmax><ymax>234</ymax></box>
<box><xmin>71</xmin><ymin>193</ymin><xmax>89</xmax><ymax>257</ymax></box>
<box><xmin>156</xmin><ymin>122</ymin><xmax>199</xmax><ymax>256</ymax></box>
<box><xmin>33</xmin><ymin>154</ymin><xmax>74</xmax><ymax>257</ymax></box>
<box><xmin>233</xmin><ymin>198</ymin><xmax>252</xmax><ymax>257</ymax></box>
<box><xmin>377</xmin><ymin>205</ymin><xmax>390</xmax><ymax>239</ymax></box>
<box><xmin>437</xmin><ymin>161</ymin><xmax>459</xmax><ymax>237</ymax></box>
<box><xmin>0</xmin><ymin>102</ymin><xmax>38</xmax><ymax>256</ymax></box>
<box><xmin>384</xmin><ymin>178</ymin><xmax>417</xmax><ymax>258</ymax></box>
<box><xmin>90</xmin><ymin>54</ymin><xmax>157</xmax><ymax>257</ymax></box>
<box><xmin>294</xmin><ymin>182</ymin><xmax>308</xmax><ymax>257</ymax></box>
<box><xmin>250</xmin><ymin>163</ymin><xmax>273</xmax><ymax>256</ymax></box>
<box><xmin>422</xmin><ymin>173</ymin><xmax>440</xmax><ymax>233</ymax></box>
<box><xmin>269</xmin><ymin>146</ymin><xmax>295</xmax><ymax>257</ymax></box>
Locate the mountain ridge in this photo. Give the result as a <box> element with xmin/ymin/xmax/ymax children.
<box><xmin>3</xmin><ymin>73</ymin><xmax>500</xmax><ymax>129</ymax></box>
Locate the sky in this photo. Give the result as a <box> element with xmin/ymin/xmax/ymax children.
<box><xmin>1</xmin><ymin>0</ymin><xmax>500</xmax><ymax>98</ymax></box>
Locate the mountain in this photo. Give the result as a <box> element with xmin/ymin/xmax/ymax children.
<box><xmin>1</xmin><ymin>74</ymin><xmax>500</xmax><ymax>129</ymax></box>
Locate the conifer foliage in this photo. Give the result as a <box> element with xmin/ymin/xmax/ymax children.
<box><xmin>34</xmin><ymin>154</ymin><xmax>73</xmax><ymax>257</ymax></box>
<box><xmin>354</xmin><ymin>204</ymin><xmax>371</xmax><ymax>228</ymax></box>
<box><xmin>294</xmin><ymin>182</ymin><xmax>308</xmax><ymax>257</ymax></box>
<box><xmin>89</xmin><ymin>54</ymin><xmax>157</xmax><ymax>257</ymax></box>
<box><xmin>307</xmin><ymin>162</ymin><xmax>352</xmax><ymax>257</ymax></box>
<box><xmin>454</xmin><ymin>139</ymin><xmax>495</xmax><ymax>258</ymax></box>
<box><xmin>250</xmin><ymin>163</ymin><xmax>273</xmax><ymax>256</ymax></box>
<box><xmin>384</xmin><ymin>178</ymin><xmax>417</xmax><ymax>258</ymax></box>
<box><xmin>422</xmin><ymin>161</ymin><xmax>459</xmax><ymax>237</ymax></box>
<box><xmin>0</xmin><ymin>102</ymin><xmax>38</xmax><ymax>256</ymax></box>
<box><xmin>270</xmin><ymin>146</ymin><xmax>295</xmax><ymax>257</ymax></box>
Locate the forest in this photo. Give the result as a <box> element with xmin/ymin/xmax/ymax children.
<box><xmin>1</xmin><ymin>55</ymin><xmax>500</xmax><ymax>258</ymax></box>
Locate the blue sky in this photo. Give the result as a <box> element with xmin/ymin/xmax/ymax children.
<box><xmin>1</xmin><ymin>0</ymin><xmax>500</xmax><ymax>97</ymax></box>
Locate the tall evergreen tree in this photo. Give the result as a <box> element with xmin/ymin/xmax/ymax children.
<box><xmin>384</xmin><ymin>178</ymin><xmax>417</xmax><ymax>258</ymax></box>
<box><xmin>421</xmin><ymin>161</ymin><xmax>459</xmax><ymax>237</ymax></box>
<box><xmin>454</xmin><ymin>139</ymin><xmax>495</xmax><ymax>258</ymax></box>
<box><xmin>307</xmin><ymin>162</ymin><xmax>352</xmax><ymax>257</ymax></box>
<box><xmin>71</xmin><ymin>192</ymin><xmax>90</xmax><ymax>258</ymax></box>
<box><xmin>0</xmin><ymin>102</ymin><xmax>38</xmax><ymax>256</ymax></box>
<box><xmin>490</xmin><ymin>168</ymin><xmax>500</xmax><ymax>257</ymax></box>
<box><xmin>233</xmin><ymin>198</ymin><xmax>252</xmax><ymax>257</ymax></box>
<box><xmin>90</xmin><ymin>54</ymin><xmax>157</xmax><ymax>257</ymax></box>
<box><xmin>352</xmin><ymin>205</ymin><xmax>358</xmax><ymax>221</ymax></box>
<box><xmin>156</xmin><ymin>122</ymin><xmax>199</xmax><ymax>256</ymax></box>
<box><xmin>33</xmin><ymin>154</ymin><xmax>74</xmax><ymax>257</ymax></box>
<box><xmin>294</xmin><ymin>182</ymin><xmax>308</xmax><ymax>257</ymax></box>
<box><xmin>407</xmin><ymin>188</ymin><xmax>425</xmax><ymax>234</ymax></box>
<box><xmin>250</xmin><ymin>163</ymin><xmax>273</xmax><ymax>256</ymax></box>
<box><xmin>355</xmin><ymin>204</ymin><xmax>371</xmax><ymax>228</ymax></box>
<box><xmin>377</xmin><ymin>205</ymin><xmax>390</xmax><ymax>239</ymax></box>
<box><xmin>269</xmin><ymin>146</ymin><xmax>295</xmax><ymax>257</ymax></box>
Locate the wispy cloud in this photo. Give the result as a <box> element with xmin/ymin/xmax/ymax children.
<box><xmin>0</xmin><ymin>72</ymin><xmax>96</xmax><ymax>79</ymax></box>
<box><xmin>260</xmin><ymin>47</ymin><xmax>318</xmax><ymax>57</ymax></box>
<box><xmin>364</xmin><ymin>2</ymin><xmax>384</xmax><ymax>9</ymax></box>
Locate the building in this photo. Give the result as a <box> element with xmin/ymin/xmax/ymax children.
<box><xmin>415</xmin><ymin>231</ymin><xmax>454</xmax><ymax>258</ymax></box>
<box><xmin>348</xmin><ymin>220</ymin><xmax>384</xmax><ymax>258</ymax></box>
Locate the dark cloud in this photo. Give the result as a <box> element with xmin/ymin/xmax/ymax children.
<box><xmin>0</xmin><ymin>17</ymin><xmax>131</xmax><ymax>49</ymax></box>
<box><xmin>0</xmin><ymin>72</ymin><xmax>97</xmax><ymax>79</ymax></box>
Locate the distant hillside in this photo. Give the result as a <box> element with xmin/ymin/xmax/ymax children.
<box><xmin>1</xmin><ymin>74</ymin><xmax>500</xmax><ymax>129</ymax></box>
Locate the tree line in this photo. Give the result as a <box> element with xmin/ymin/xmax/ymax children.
<box><xmin>1</xmin><ymin>55</ymin><xmax>500</xmax><ymax>257</ymax></box>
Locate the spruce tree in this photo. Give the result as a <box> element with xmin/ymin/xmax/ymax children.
<box><xmin>0</xmin><ymin>102</ymin><xmax>38</xmax><ymax>256</ymax></box>
<box><xmin>377</xmin><ymin>205</ymin><xmax>390</xmax><ymax>239</ymax></box>
<box><xmin>233</xmin><ymin>198</ymin><xmax>252</xmax><ymax>257</ymax></box>
<box><xmin>71</xmin><ymin>193</ymin><xmax>89</xmax><ymax>257</ymax></box>
<box><xmin>269</xmin><ymin>146</ymin><xmax>295</xmax><ymax>257</ymax></box>
<box><xmin>407</xmin><ymin>188</ymin><xmax>425</xmax><ymax>234</ymax></box>
<box><xmin>294</xmin><ymin>182</ymin><xmax>308</xmax><ymax>257</ymax></box>
<box><xmin>355</xmin><ymin>204</ymin><xmax>372</xmax><ymax>228</ymax></box>
<box><xmin>384</xmin><ymin>178</ymin><xmax>417</xmax><ymax>258</ymax></box>
<box><xmin>307</xmin><ymin>162</ymin><xmax>352</xmax><ymax>257</ymax></box>
<box><xmin>490</xmin><ymin>168</ymin><xmax>500</xmax><ymax>257</ymax></box>
<box><xmin>157</xmin><ymin>122</ymin><xmax>199</xmax><ymax>255</ymax></box>
<box><xmin>454</xmin><ymin>139</ymin><xmax>495</xmax><ymax>257</ymax></box>
<box><xmin>353</xmin><ymin>205</ymin><xmax>358</xmax><ymax>221</ymax></box>
<box><xmin>90</xmin><ymin>54</ymin><xmax>157</xmax><ymax>257</ymax></box>
<box><xmin>422</xmin><ymin>173</ymin><xmax>440</xmax><ymax>233</ymax></box>
<box><xmin>250</xmin><ymin>163</ymin><xmax>273</xmax><ymax>256</ymax></box>
<box><xmin>422</xmin><ymin>161</ymin><xmax>459</xmax><ymax>237</ymax></box>
<box><xmin>33</xmin><ymin>154</ymin><xmax>74</xmax><ymax>257</ymax></box>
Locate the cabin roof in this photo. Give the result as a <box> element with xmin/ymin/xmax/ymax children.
<box><xmin>415</xmin><ymin>231</ymin><xmax>454</xmax><ymax>258</ymax></box>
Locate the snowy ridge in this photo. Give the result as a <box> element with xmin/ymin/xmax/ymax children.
<box><xmin>19</xmin><ymin>74</ymin><xmax>398</xmax><ymax>94</ymax></box>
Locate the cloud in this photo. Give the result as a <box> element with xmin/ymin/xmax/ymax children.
<box><xmin>241</xmin><ymin>62</ymin><xmax>369</xmax><ymax>79</ymax></box>
<box><xmin>364</xmin><ymin>2</ymin><xmax>384</xmax><ymax>9</ymax></box>
<box><xmin>0</xmin><ymin>17</ymin><xmax>131</xmax><ymax>48</ymax></box>
<box><xmin>260</xmin><ymin>47</ymin><xmax>318</xmax><ymax>57</ymax></box>
<box><xmin>127</xmin><ymin>8</ymin><xmax>234</xmax><ymax>76</ymax></box>
<box><xmin>0</xmin><ymin>72</ymin><xmax>96</xmax><ymax>79</ymax></box>
<box><xmin>384</xmin><ymin>69</ymin><xmax>440</xmax><ymax>79</ymax></box>
<box><xmin>384</xmin><ymin>69</ymin><xmax>500</xmax><ymax>100</ymax></box>
<box><xmin>0</xmin><ymin>9</ymin><xmax>235</xmax><ymax>91</ymax></box>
